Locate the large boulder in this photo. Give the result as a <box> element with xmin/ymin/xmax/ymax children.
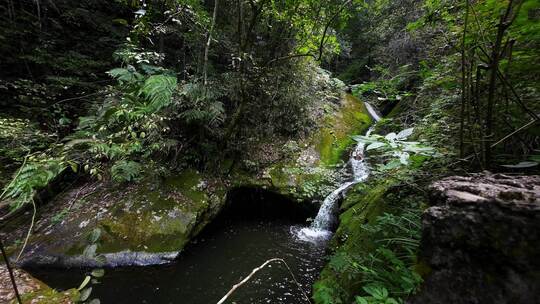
<box><xmin>3</xmin><ymin>170</ymin><xmax>226</xmax><ymax>268</ymax></box>
<box><xmin>412</xmin><ymin>173</ymin><xmax>540</xmax><ymax>304</ymax></box>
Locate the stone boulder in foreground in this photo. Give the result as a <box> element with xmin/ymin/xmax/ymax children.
<box><xmin>0</xmin><ymin>265</ymin><xmax>79</xmax><ymax>303</ymax></box>
<box><xmin>412</xmin><ymin>173</ymin><xmax>540</xmax><ymax>304</ymax></box>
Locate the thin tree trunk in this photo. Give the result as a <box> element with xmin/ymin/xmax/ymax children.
<box><xmin>35</xmin><ymin>0</ymin><xmax>42</xmax><ymax>30</ymax></box>
<box><xmin>484</xmin><ymin>0</ymin><xmax>517</xmax><ymax>165</ymax></box>
<box><xmin>203</xmin><ymin>0</ymin><xmax>219</xmax><ymax>86</ymax></box>
<box><xmin>224</xmin><ymin>0</ymin><xmax>246</xmax><ymax>141</ymax></box>
<box><xmin>459</xmin><ymin>0</ymin><xmax>470</xmax><ymax>158</ymax></box>
<box><xmin>317</xmin><ymin>0</ymin><xmax>352</xmax><ymax>61</ymax></box>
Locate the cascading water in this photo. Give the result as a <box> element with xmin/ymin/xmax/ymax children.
<box><xmin>294</xmin><ymin>102</ymin><xmax>381</xmax><ymax>242</ymax></box>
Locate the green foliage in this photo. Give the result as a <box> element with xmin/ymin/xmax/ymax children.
<box><xmin>111</xmin><ymin>160</ymin><xmax>143</xmax><ymax>182</ymax></box>
<box><xmin>0</xmin><ymin>0</ymin><xmax>129</xmax><ymax>124</ymax></box>
<box><xmin>352</xmin><ymin>65</ymin><xmax>414</xmax><ymax>105</ymax></box>
<box><xmin>139</xmin><ymin>75</ymin><xmax>177</xmax><ymax>113</ymax></box>
<box><xmin>77</xmin><ymin>228</ymin><xmax>106</xmax><ymax>304</ymax></box>
<box><xmin>356</xmin><ymin>286</ymin><xmax>399</xmax><ymax>304</ymax></box>
<box><xmin>1</xmin><ymin>156</ymin><xmax>67</xmax><ymax>210</ymax></box>
<box><xmin>353</xmin><ymin>211</ymin><xmax>423</xmax><ymax>297</ymax></box>
<box><xmin>322</xmin><ymin>207</ymin><xmax>423</xmax><ymax>304</ymax></box>
<box><xmin>178</xmin><ymin>81</ymin><xmax>225</xmax><ymax>129</ymax></box>
<box><xmin>0</xmin><ymin>117</ymin><xmax>52</xmax><ymax>157</ymax></box>
<box><xmin>354</xmin><ymin>127</ymin><xmax>438</xmax><ymax>175</ymax></box>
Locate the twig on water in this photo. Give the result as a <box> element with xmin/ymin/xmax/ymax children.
<box><xmin>216</xmin><ymin>258</ymin><xmax>312</xmax><ymax>304</ymax></box>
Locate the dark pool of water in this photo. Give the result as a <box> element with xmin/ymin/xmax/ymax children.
<box><xmin>30</xmin><ymin>216</ymin><xmax>329</xmax><ymax>304</ymax></box>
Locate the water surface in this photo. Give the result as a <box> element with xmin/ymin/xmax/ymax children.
<box><xmin>31</xmin><ymin>216</ymin><xmax>328</xmax><ymax>304</ymax></box>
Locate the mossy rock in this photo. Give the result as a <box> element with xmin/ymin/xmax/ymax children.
<box><xmin>250</xmin><ymin>93</ymin><xmax>374</xmax><ymax>201</ymax></box>
<box><xmin>315</xmin><ymin>94</ymin><xmax>372</xmax><ymax>166</ymax></box>
<box><xmin>0</xmin><ymin>266</ymin><xmax>79</xmax><ymax>304</ymax></box>
<box><xmin>9</xmin><ymin>169</ymin><xmax>226</xmax><ymax>267</ymax></box>
<box><xmin>4</xmin><ymin>93</ymin><xmax>375</xmax><ymax>269</ymax></box>
<box><xmin>16</xmin><ymin>288</ymin><xmax>80</xmax><ymax>304</ymax></box>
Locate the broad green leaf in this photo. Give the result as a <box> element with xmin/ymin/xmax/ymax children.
<box><xmin>91</xmin><ymin>269</ymin><xmax>105</xmax><ymax>278</ymax></box>
<box><xmin>367</xmin><ymin>142</ymin><xmax>386</xmax><ymax>151</ymax></box>
<box><xmin>385</xmin><ymin>132</ymin><xmax>397</xmax><ymax>141</ymax></box>
<box><xmin>399</xmin><ymin>152</ymin><xmax>410</xmax><ymax>165</ymax></box>
<box><xmin>397</xmin><ymin>128</ymin><xmax>414</xmax><ymax>139</ymax></box>
<box><xmin>80</xmin><ymin>287</ymin><xmax>93</xmax><ymax>301</ymax></box>
<box><xmin>355</xmin><ymin>297</ymin><xmax>369</xmax><ymax>304</ymax></box>
<box><xmin>88</xmin><ymin>228</ymin><xmax>101</xmax><ymax>243</ymax></box>
<box><xmin>78</xmin><ymin>276</ymin><xmax>91</xmax><ymax>291</ymax></box>
<box><xmin>83</xmin><ymin>244</ymin><xmax>97</xmax><ymax>258</ymax></box>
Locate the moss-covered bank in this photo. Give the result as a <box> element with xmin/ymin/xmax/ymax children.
<box><xmin>261</xmin><ymin>93</ymin><xmax>373</xmax><ymax>201</ymax></box>
<box><xmin>0</xmin><ymin>266</ymin><xmax>79</xmax><ymax>304</ymax></box>
<box><xmin>313</xmin><ymin>180</ymin><xmax>393</xmax><ymax>303</ymax></box>
<box><xmin>313</xmin><ymin>171</ymin><xmax>427</xmax><ymax>304</ymax></box>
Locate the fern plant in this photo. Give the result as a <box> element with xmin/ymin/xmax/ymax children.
<box><xmin>111</xmin><ymin>160</ymin><xmax>142</xmax><ymax>182</ymax></box>
<box><xmin>139</xmin><ymin>74</ymin><xmax>177</xmax><ymax>113</ymax></box>
<box><xmin>1</xmin><ymin>156</ymin><xmax>67</xmax><ymax>209</ymax></box>
<box><xmin>352</xmin><ymin>209</ymin><xmax>423</xmax><ymax>302</ymax></box>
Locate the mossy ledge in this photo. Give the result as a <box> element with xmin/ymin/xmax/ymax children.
<box><xmin>312</xmin><ymin>179</ymin><xmax>394</xmax><ymax>304</ymax></box>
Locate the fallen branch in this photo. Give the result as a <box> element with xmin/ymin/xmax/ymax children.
<box><xmin>216</xmin><ymin>258</ymin><xmax>312</xmax><ymax>304</ymax></box>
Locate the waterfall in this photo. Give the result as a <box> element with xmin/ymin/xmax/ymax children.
<box><xmin>294</xmin><ymin>102</ymin><xmax>381</xmax><ymax>242</ymax></box>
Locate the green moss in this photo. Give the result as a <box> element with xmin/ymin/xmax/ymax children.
<box><xmin>95</xmin><ymin>171</ymin><xmax>212</xmax><ymax>253</ymax></box>
<box><xmin>269</xmin><ymin>165</ymin><xmax>293</xmax><ymax>189</ymax></box>
<box><xmin>56</xmin><ymin>169</ymin><xmax>225</xmax><ymax>256</ymax></box>
<box><xmin>16</xmin><ymin>288</ymin><xmax>79</xmax><ymax>304</ymax></box>
<box><xmin>315</xmin><ymin>94</ymin><xmax>372</xmax><ymax>166</ymax></box>
<box><xmin>164</xmin><ymin>169</ymin><xmax>206</xmax><ymax>203</ymax></box>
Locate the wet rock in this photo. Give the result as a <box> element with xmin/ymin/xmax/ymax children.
<box><xmin>412</xmin><ymin>173</ymin><xmax>540</xmax><ymax>304</ymax></box>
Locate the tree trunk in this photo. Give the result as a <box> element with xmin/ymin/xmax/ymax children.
<box><xmin>203</xmin><ymin>0</ymin><xmax>219</xmax><ymax>86</ymax></box>
<box><xmin>459</xmin><ymin>0</ymin><xmax>470</xmax><ymax>158</ymax></box>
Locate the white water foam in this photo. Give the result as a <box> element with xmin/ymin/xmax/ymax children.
<box><xmin>294</xmin><ymin>102</ymin><xmax>381</xmax><ymax>243</ymax></box>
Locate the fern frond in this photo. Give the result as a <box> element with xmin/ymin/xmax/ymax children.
<box><xmin>111</xmin><ymin>160</ymin><xmax>142</xmax><ymax>183</ymax></box>
<box><xmin>1</xmin><ymin>158</ymin><xmax>66</xmax><ymax>210</ymax></box>
<box><xmin>139</xmin><ymin>74</ymin><xmax>177</xmax><ymax>113</ymax></box>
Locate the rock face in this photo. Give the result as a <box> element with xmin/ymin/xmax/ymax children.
<box><xmin>412</xmin><ymin>173</ymin><xmax>540</xmax><ymax>304</ymax></box>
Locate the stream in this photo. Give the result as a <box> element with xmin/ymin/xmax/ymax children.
<box><xmin>29</xmin><ymin>102</ymin><xmax>380</xmax><ymax>304</ymax></box>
